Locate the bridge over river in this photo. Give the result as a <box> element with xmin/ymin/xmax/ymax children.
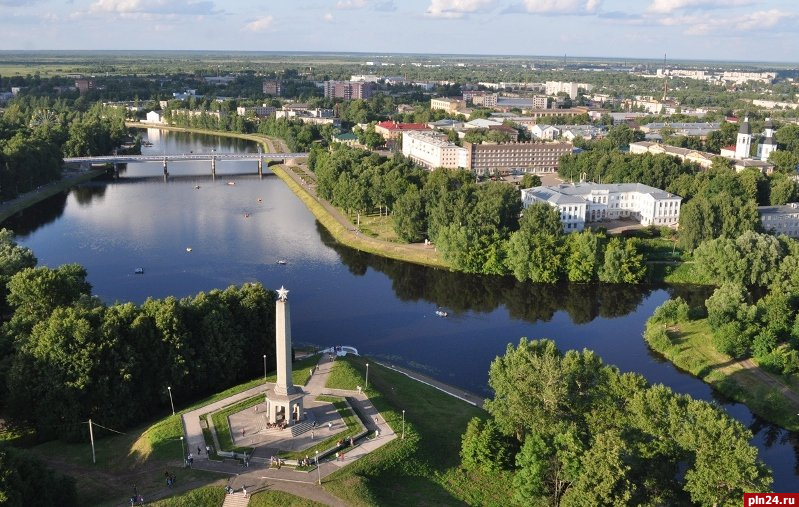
<box><xmin>63</xmin><ymin>151</ymin><xmax>309</xmax><ymax>177</ymax></box>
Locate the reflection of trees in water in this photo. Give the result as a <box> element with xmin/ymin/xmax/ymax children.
<box><xmin>320</xmin><ymin>222</ymin><xmax>665</xmax><ymax>325</ymax></box>
<box><xmin>2</xmin><ymin>191</ymin><xmax>69</xmax><ymax>236</ymax></box>
<box><xmin>72</xmin><ymin>182</ymin><xmax>108</xmax><ymax>206</ymax></box>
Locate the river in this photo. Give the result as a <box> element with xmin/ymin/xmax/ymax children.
<box><xmin>4</xmin><ymin>128</ymin><xmax>798</xmax><ymax>491</ymax></box>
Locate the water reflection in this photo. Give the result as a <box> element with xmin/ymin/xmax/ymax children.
<box><xmin>323</xmin><ymin>223</ymin><xmax>711</xmax><ymax>326</ymax></box>
<box><xmin>4</xmin><ymin>191</ymin><xmax>69</xmax><ymax>236</ymax></box>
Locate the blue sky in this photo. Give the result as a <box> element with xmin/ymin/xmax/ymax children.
<box><xmin>1</xmin><ymin>0</ymin><xmax>797</xmax><ymax>62</ymax></box>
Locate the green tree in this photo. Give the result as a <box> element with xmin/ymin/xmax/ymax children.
<box><xmin>520</xmin><ymin>173</ymin><xmax>542</xmax><ymax>188</ymax></box>
<box><xmin>392</xmin><ymin>186</ymin><xmax>426</xmax><ymax>242</ymax></box>
<box><xmin>460</xmin><ymin>417</ymin><xmax>515</xmax><ymax>473</ymax></box>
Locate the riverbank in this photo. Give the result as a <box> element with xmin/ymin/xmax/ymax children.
<box><xmin>0</xmin><ymin>168</ymin><xmax>106</xmax><ymax>224</ymax></box>
<box><xmin>127</xmin><ymin>123</ymin><xmax>450</xmax><ymax>270</ymax></box>
<box><xmin>644</xmin><ymin>318</ymin><xmax>799</xmax><ymax>431</ymax></box>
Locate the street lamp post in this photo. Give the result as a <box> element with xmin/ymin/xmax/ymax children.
<box><xmin>167</xmin><ymin>386</ymin><xmax>175</xmax><ymax>416</ymax></box>
<box><xmin>179</xmin><ymin>436</ymin><xmax>185</xmax><ymax>466</ymax></box>
<box><xmin>402</xmin><ymin>410</ymin><xmax>405</xmax><ymax>440</ymax></box>
<box><xmin>315</xmin><ymin>450</ymin><xmax>321</xmax><ymax>485</ymax></box>
<box><xmin>263</xmin><ymin>354</ymin><xmax>267</xmax><ymax>381</ymax></box>
<box><xmin>365</xmin><ymin>363</ymin><xmax>369</xmax><ymax>389</ymax></box>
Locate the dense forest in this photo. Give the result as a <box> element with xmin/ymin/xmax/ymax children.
<box><xmin>460</xmin><ymin>338</ymin><xmax>771</xmax><ymax>506</ymax></box>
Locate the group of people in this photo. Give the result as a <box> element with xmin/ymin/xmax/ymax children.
<box><xmin>164</xmin><ymin>471</ymin><xmax>176</xmax><ymax>488</ymax></box>
<box><xmin>269</xmin><ymin>456</ymin><xmax>285</xmax><ymax>468</ymax></box>
<box><xmin>264</xmin><ymin>421</ymin><xmax>288</xmax><ymax>430</ymax></box>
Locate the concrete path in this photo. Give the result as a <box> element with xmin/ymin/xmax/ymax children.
<box><xmin>180</xmin><ymin>353</ymin><xmax>397</xmax><ymax>506</ymax></box>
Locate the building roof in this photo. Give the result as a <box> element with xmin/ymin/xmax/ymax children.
<box><xmin>552</xmin><ymin>182</ymin><xmax>680</xmax><ymax>200</ymax></box>
<box><xmin>758</xmin><ymin>203</ymin><xmax>799</xmax><ymax>216</ymax></box>
<box><xmin>764</xmin><ymin>118</ymin><xmax>775</xmax><ymax>129</ymax></box>
<box><xmin>334</xmin><ymin>133</ymin><xmax>358</xmax><ymax>141</ymax></box>
<box><xmin>739</xmin><ymin>117</ymin><xmax>751</xmax><ymax>135</ymax></box>
<box><xmin>523</xmin><ymin>187</ymin><xmax>585</xmax><ymax>206</ymax></box>
<box><xmin>465</xmin><ymin>118</ymin><xmax>503</xmax><ymax>129</ymax></box>
<box><xmin>376</xmin><ymin>121</ymin><xmax>429</xmax><ymax>131</ymax></box>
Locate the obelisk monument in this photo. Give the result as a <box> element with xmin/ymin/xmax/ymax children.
<box><xmin>264</xmin><ymin>286</ymin><xmax>304</xmax><ymax>425</ymax></box>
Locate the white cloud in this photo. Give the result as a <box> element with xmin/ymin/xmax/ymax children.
<box><xmin>647</xmin><ymin>0</ymin><xmax>754</xmax><ymax>14</ymax></box>
<box><xmin>83</xmin><ymin>0</ymin><xmax>218</xmax><ymax>19</ymax></box>
<box><xmin>656</xmin><ymin>9</ymin><xmax>794</xmax><ymax>35</ymax></box>
<box><xmin>520</xmin><ymin>0</ymin><xmax>602</xmax><ymax>14</ymax></box>
<box><xmin>243</xmin><ymin>15</ymin><xmax>274</xmax><ymax>32</ymax></box>
<box><xmin>425</xmin><ymin>0</ymin><xmax>495</xmax><ymax>19</ymax></box>
<box><xmin>337</xmin><ymin>0</ymin><xmax>396</xmax><ymax>10</ymax></box>
<box><xmin>324</xmin><ymin>12</ymin><xmax>334</xmax><ymax>22</ymax></box>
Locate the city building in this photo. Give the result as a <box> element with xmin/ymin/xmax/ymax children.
<box><xmin>75</xmin><ymin>79</ymin><xmax>95</xmax><ymax>95</ymax></box>
<box><xmin>236</xmin><ymin>105</ymin><xmax>276</xmax><ymax>118</ymax></box>
<box><xmin>521</xmin><ymin>182</ymin><xmax>682</xmax><ymax>232</ymax></box>
<box><xmin>531</xmin><ymin>124</ymin><xmax>560</xmax><ymax>140</ymax></box>
<box><xmin>332</xmin><ymin>132</ymin><xmax>359</xmax><ymax>148</ymax></box>
<box><xmin>323</xmin><ymin>80</ymin><xmax>374</xmax><ymax>100</ymax></box>
<box><xmin>545</xmin><ymin>81</ymin><xmax>579</xmax><ymax>98</ymax></box>
<box><xmin>759</xmin><ymin>203</ymin><xmax>799</xmax><ymax>239</ymax></box>
<box><xmin>350</xmin><ymin>74</ymin><xmax>381</xmax><ymax>83</ymax></box>
<box><xmin>629</xmin><ymin>139</ymin><xmax>774</xmax><ymax>174</ymax></box>
<box><xmin>735</xmin><ymin>117</ymin><xmax>752</xmax><ymax>159</ymax></box>
<box><xmin>639</xmin><ymin>122</ymin><xmax>721</xmax><ymax>139</ymax></box>
<box><xmin>262</xmin><ymin>80</ymin><xmax>282</xmax><ymax>96</ymax></box>
<box><xmin>430</xmin><ymin>97</ymin><xmax>464</xmax><ymax>114</ymax></box>
<box><xmin>374</xmin><ymin>121</ymin><xmax>430</xmax><ymax>141</ymax></box>
<box><xmin>401</xmin><ymin>131</ymin><xmax>467</xmax><ymax>170</ymax></box>
<box><xmin>464</xmin><ymin>141</ymin><xmax>573</xmax><ymax>175</ymax></box>
<box><xmin>427</xmin><ymin>119</ymin><xmax>464</xmax><ymax>130</ymax></box>
<box><xmin>144</xmin><ymin>110</ymin><xmax>163</xmax><ymax>124</ymax></box>
<box><xmin>757</xmin><ymin>118</ymin><xmax>778</xmax><ymax>162</ymax></box>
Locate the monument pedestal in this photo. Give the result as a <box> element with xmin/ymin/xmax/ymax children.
<box><xmin>264</xmin><ymin>388</ymin><xmax>305</xmax><ymax>426</ymax></box>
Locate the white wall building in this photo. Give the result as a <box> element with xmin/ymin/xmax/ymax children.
<box><xmin>757</xmin><ymin>118</ymin><xmax>778</xmax><ymax>162</ymax></box>
<box><xmin>545</xmin><ymin>81</ymin><xmax>579</xmax><ymax>99</ymax></box>
<box><xmin>401</xmin><ymin>131</ymin><xmax>467</xmax><ymax>170</ymax></box>
<box><xmin>143</xmin><ymin>110</ymin><xmax>163</xmax><ymax>124</ymax></box>
<box><xmin>521</xmin><ymin>183</ymin><xmax>682</xmax><ymax>232</ymax></box>
<box><xmin>760</xmin><ymin>203</ymin><xmax>799</xmax><ymax>239</ymax></box>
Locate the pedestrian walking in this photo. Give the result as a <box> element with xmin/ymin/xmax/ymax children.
<box><xmin>328</xmin><ymin>422</ymin><xmax>332</xmax><ymax>430</ymax></box>
<box><xmin>206</xmin><ymin>445</ymin><xmax>211</xmax><ymax>455</ymax></box>
<box><xmin>349</xmin><ymin>436</ymin><xmax>354</xmax><ymax>447</ymax></box>
<box><xmin>197</xmin><ymin>446</ymin><xmax>201</xmax><ymax>455</ymax></box>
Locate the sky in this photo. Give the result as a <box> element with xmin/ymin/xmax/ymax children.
<box><xmin>0</xmin><ymin>0</ymin><xmax>797</xmax><ymax>62</ymax></box>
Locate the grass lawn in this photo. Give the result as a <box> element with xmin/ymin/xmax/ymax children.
<box><xmin>249</xmin><ymin>490</ymin><xmax>326</xmax><ymax>507</ymax></box>
<box><xmin>271</xmin><ymin>166</ymin><xmax>448</xmax><ymax>270</ymax></box>
<box><xmin>322</xmin><ymin>356</ymin><xmax>489</xmax><ymax>506</ymax></box>
<box><xmin>209</xmin><ymin>395</ymin><xmax>261</xmax><ymax>454</ymax></box>
<box><xmin>278</xmin><ymin>396</ymin><xmax>362</xmax><ymax>460</ymax></box>
<box><xmin>644</xmin><ymin>319</ymin><xmax>799</xmax><ymax>430</ymax></box>
<box><xmin>145</xmin><ymin>485</ymin><xmax>225</xmax><ymax>506</ymax></box>
<box><xmin>11</xmin><ymin>356</ymin><xmax>320</xmax><ymax>506</ymax></box>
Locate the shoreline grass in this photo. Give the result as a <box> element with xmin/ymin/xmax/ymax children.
<box><xmin>0</xmin><ymin>169</ymin><xmax>105</xmax><ymax>224</ymax></box>
<box><xmin>644</xmin><ymin>318</ymin><xmax>799</xmax><ymax>430</ymax></box>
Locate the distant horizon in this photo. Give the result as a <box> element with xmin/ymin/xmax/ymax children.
<box><xmin>0</xmin><ymin>49</ymin><xmax>796</xmax><ymax>68</ymax></box>
<box><xmin>1</xmin><ymin>1</ymin><xmax>797</xmax><ymax>64</ymax></box>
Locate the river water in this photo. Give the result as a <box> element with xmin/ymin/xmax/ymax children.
<box><xmin>4</xmin><ymin>129</ymin><xmax>798</xmax><ymax>491</ymax></box>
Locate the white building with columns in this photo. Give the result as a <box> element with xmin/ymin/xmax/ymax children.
<box><xmin>521</xmin><ymin>182</ymin><xmax>682</xmax><ymax>232</ymax></box>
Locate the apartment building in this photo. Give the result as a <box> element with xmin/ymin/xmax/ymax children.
<box><xmin>401</xmin><ymin>131</ymin><xmax>467</xmax><ymax>170</ymax></box>
<box><xmin>430</xmin><ymin>97</ymin><xmax>464</xmax><ymax>114</ymax></box>
<box><xmin>464</xmin><ymin>141</ymin><xmax>572</xmax><ymax>175</ymax></box>
<box><xmin>323</xmin><ymin>80</ymin><xmax>374</xmax><ymax>100</ymax></box>
<box><xmin>262</xmin><ymin>80</ymin><xmax>282</xmax><ymax>96</ymax></box>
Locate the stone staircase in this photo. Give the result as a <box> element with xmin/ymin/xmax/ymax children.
<box><xmin>290</xmin><ymin>420</ymin><xmax>313</xmax><ymax>437</ymax></box>
<box><xmin>222</xmin><ymin>491</ymin><xmax>249</xmax><ymax>507</ymax></box>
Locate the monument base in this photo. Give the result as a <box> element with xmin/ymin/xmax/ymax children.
<box><xmin>264</xmin><ymin>387</ymin><xmax>305</xmax><ymax>427</ymax></box>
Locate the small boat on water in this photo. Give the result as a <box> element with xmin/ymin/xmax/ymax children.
<box><xmin>276</xmin><ymin>260</ymin><xmax>287</xmax><ymax>265</ymax></box>
<box><xmin>186</xmin><ymin>247</ymin><xmax>193</xmax><ymax>252</ymax></box>
<box><xmin>435</xmin><ymin>310</ymin><xmax>448</xmax><ymax>318</ymax></box>
<box><xmin>134</xmin><ymin>267</ymin><xmax>144</xmax><ymax>275</ymax></box>
<box><xmin>244</xmin><ymin>213</ymin><xmax>251</xmax><ymax>218</ymax></box>
<box><xmin>227</xmin><ymin>181</ymin><xmax>235</xmax><ymax>186</ymax></box>
<box><xmin>194</xmin><ymin>185</ymin><xmax>200</xmax><ymax>190</ymax></box>
<box><xmin>257</xmin><ymin>198</ymin><xmax>263</xmax><ymax>203</ymax></box>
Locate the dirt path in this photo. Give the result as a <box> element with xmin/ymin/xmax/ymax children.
<box><xmin>740</xmin><ymin>358</ymin><xmax>799</xmax><ymax>405</ymax></box>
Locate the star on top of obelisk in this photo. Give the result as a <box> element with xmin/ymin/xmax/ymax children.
<box><xmin>277</xmin><ymin>285</ymin><xmax>289</xmax><ymax>301</ymax></box>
